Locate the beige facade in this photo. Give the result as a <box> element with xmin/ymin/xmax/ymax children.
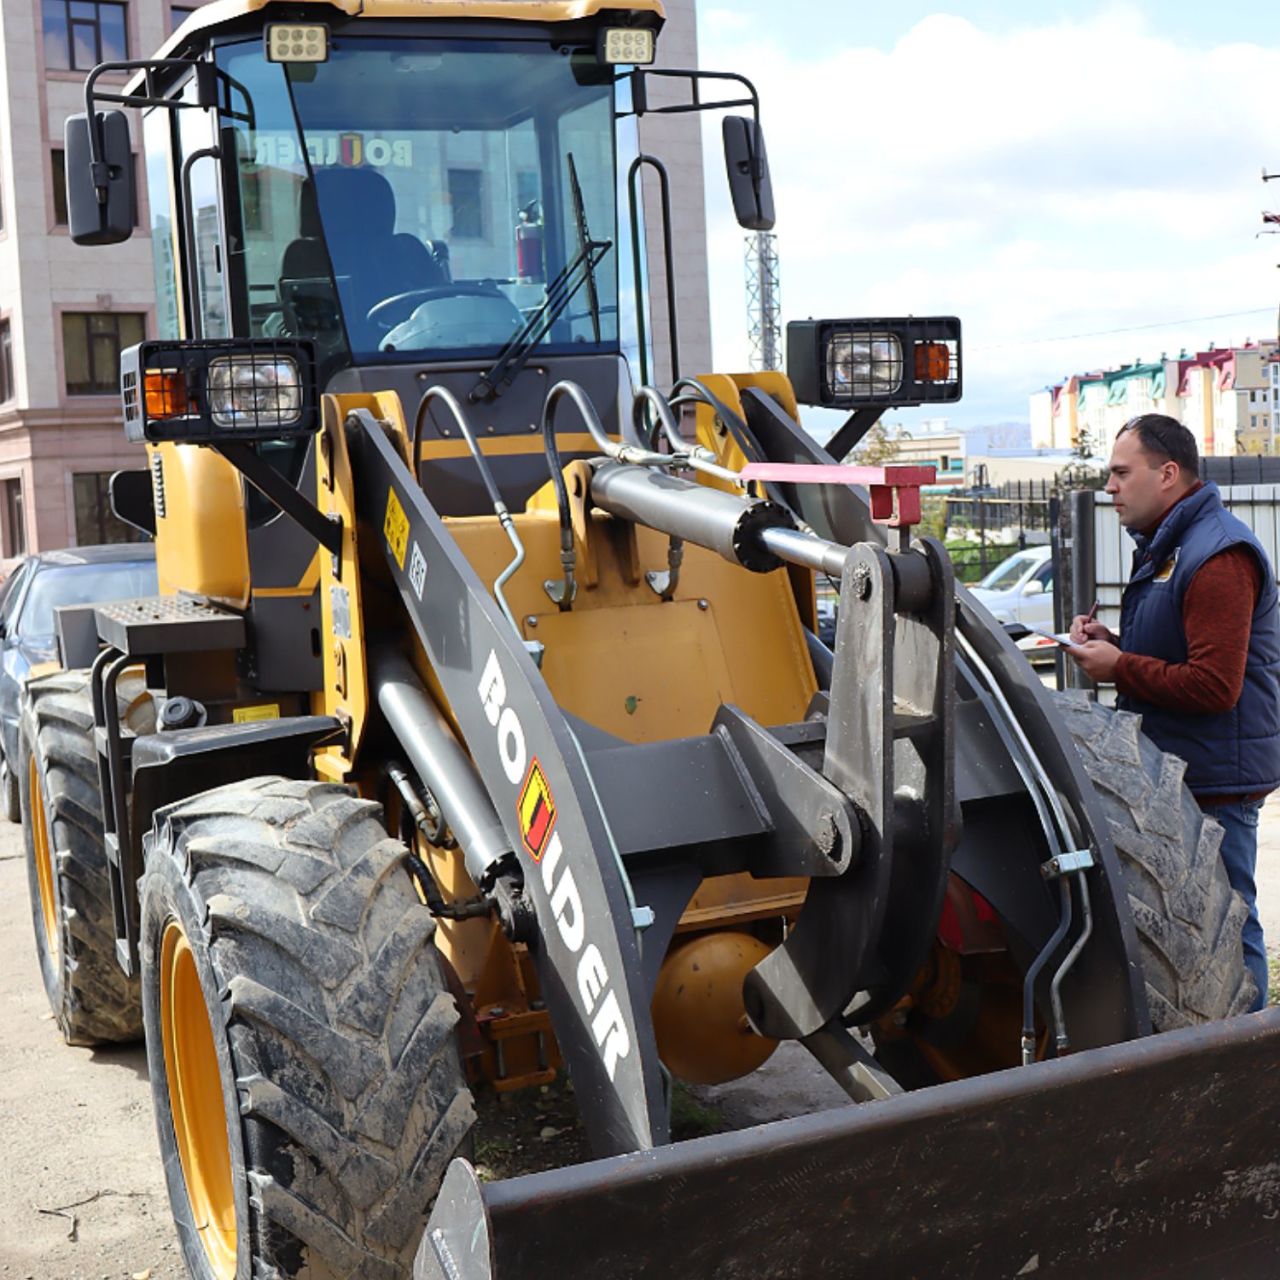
<box><xmin>0</xmin><ymin>0</ymin><xmax>710</xmax><ymax>567</ymax></box>
<box><xmin>0</xmin><ymin>0</ymin><xmax>171</xmax><ymax>565</ymax></box>
<box><xmin>883</xmin><ymin>429</ymin><xmax>967</xmax><ymax>489</ymax></box>
<box><xmin>1030</xmin><ymin>341</ymin><xmax>1279</xmax><ymax>460</ymax></box>
<box><xmin>639</xmin><ymin>0</ymin><xmax>712</xmax><ymax>383</ymax></box>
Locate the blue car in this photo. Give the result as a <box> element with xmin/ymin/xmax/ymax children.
<box><xmin>0</xmin><ymin>544</ymin><xmax>157</xmax><ymax>819</ymax></box>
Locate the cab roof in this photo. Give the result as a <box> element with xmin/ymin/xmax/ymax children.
<box><xmin>161</xmin><ymin>0</ymin><xmax>664</xmax><ymax>59</ymax></box>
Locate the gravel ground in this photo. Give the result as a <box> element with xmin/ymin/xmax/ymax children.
<box><xmin>4</xmin><ymin>789</ymin><xmax>1280</xmax><ymax>1278</ymax></box>
<box><xmin>0</xmin><ymin>820</ymin><xmax>177</xmax><ymax>1278</ymax></box>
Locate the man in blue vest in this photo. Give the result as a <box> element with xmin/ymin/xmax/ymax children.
<box><xmin>1069</xmin><ymin>414</ymin><xmax>1280</xmax><ymax>1010</ymax></box>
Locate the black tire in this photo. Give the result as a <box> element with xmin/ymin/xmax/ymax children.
<box><xmin>1053</xmin><ymin>689</ymin><xmax>1256</xmax><ymax>1028</ymax></box>
<box><xmin>21</xmin><ymin>667</ymin><xmax>154</xmax><ymax>1045</ymax></box>
<box><xmin>140</xmin><ymin>777</ymin><xmax>474</xmax><ymax>1280</ymax></box>
<box><xmin>2</xmin><ymin>750</ymin><xmax>19</xmax><ymax>823</ymax></box>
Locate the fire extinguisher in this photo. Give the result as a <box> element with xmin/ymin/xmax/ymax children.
<box><xmin>515</xmin><ymin>198</ymin><xmax>544</xmax><ymax>283</ymax></box>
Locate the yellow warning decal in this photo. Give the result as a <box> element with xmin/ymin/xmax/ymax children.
<box><xmin>233</xmin><ymin>703</ymin><xmax>280</xmax><ymax>723</ymax></box>
<box><xmin>518</xmin><ymin>757</ymin><xmax>557</xmax><ymax>861</ymax></box>
<box><xmin>384</xmin><ymin>487</ymin><xmax>409</xmax><ymax>569</ymax></box>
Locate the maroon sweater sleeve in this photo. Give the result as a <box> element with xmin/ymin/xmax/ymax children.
<box><xmin>1114</xmin><ymin>546</ymin><xmax>1261</xmax><ymax>714</ymax></box>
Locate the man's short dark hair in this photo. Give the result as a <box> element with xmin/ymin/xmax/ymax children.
<box><xmin>1118</xmin><ymin>413</ymin><xmax>1199</xmax><ymax>476</ymax></box>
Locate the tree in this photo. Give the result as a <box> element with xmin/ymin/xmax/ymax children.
<box><xmin>850</xmin><ymin>420</ymin><xmax>907</xmax><ymax>466</ymax></box>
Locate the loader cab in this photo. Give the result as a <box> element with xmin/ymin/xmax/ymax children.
<box><xmin>131</xmin><ymin>17</ymin><xmax>645</xmax><ymax>517</ymax></box>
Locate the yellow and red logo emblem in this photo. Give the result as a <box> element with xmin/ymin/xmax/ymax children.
<box><xmin>338</xmin><ymin>132</ymin><xmax>364</xmax><ymax>167</ymax></box>
<box><xmin>518</xmin><ymin>758</ymin><xmax>556</xmax><ymax>861</ymax></box>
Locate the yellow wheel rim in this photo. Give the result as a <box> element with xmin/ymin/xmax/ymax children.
<box><xmin>29</xmin><ymin>755</ymin><xmax>59</xmax><ymax>967</ymax></box>
<box><xmin>159</xmin><ymin>921</ymin><xmax>237</xmax><ymax>1278</ymax></box>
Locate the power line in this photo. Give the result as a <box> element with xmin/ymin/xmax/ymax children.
<box><xmin>973</xmin><ymin>306</ymin><xmax>1277</xmax><ymax>352</ymax></box>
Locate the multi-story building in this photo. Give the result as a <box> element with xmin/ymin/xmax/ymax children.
<box><xmin>1030</xmin><ymin>340</ymin><xmax>1279</xmax><ymax>459</ymax></box>
<box><xmin>0</xmin><ymin>0</ymin><xmax>710</xmax><ymax>566</ymax></box>
<box><xmin>1269</xmin><ymin>351</ymin><xmax>1280</xmax><ymax>440</ymax></box>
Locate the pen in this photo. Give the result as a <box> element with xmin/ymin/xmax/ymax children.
<box><xmin>1084</xmin><ymin>599</ymin><xmax>1099</xmax><ymax>625</ymax></box>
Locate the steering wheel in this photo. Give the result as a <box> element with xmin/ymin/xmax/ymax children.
<box><xmin>366</xmin><ymin>283</ymin><xmax>510</xmax><ymax>330</ymax></box>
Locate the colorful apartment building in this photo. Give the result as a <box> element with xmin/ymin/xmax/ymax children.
<box><xmin>1030</xmin><ymin>340</ymin><xmax>1280</xmax><ymax>459</ymax></box>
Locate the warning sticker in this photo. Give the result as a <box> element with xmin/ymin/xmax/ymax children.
<box><xmin>409</xmin><ymin>541</ymin><xmax>427</xmax><ymax>600</ymax></box>
<box><xmin>384</xmin><ymin>487</ymin><xmax>409</xmax><ymax>569</ymax></box>
<box><xmin>233</xmin><ymin>703</ymin><xmax>280</xmax><ymax>723</ymax></box>
<box><xmin>517</xmin><ymin>758</ymin><xmax>557</xmax><ymax>861</ymax></box>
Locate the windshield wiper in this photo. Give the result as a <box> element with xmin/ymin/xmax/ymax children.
<box><xmin>568</xmin><ymin>154</ymin><xmax>602</xmax><ymax>345</ymax></box>
<box><xmin>470</xmin><ymin>153</ymin><xmax>611</xmax><ymax>403</ymax></box>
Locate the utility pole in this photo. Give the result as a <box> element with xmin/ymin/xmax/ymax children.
<box><xmin>745</xmin><ymin>231</ymin><xmax>781</xmax><ymax>371</ymax></box>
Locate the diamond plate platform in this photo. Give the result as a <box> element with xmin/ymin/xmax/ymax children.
<box><xmin>94</xmin><ymin>595</ymin><xmax>246</xmax><ymax>655</ymax></box>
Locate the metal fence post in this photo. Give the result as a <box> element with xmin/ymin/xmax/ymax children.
<box><xmin>1065</xmin><ymin>488</ymin><xmax>1096</xmax><ymax>692</ymax></box>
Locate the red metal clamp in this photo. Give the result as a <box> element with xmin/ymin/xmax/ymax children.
<box><xmin>737</xmin><ymin>462</ymin><xmax>937</xmax><ymax>528</ymax></box>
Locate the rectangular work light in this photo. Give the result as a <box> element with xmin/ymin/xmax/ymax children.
<box><xmin>598</xmin><ymin>27</ymin><xmax>656</xmax><ymax>65</ymax></box>
<box><xmin>120</xmin><ymin>339</ymin><xmax>319</xmax><ymax>444</ymax></box>
<box><xmin>787</xmin><ymin>316</ymin><xmax>963</xmax><ymax>409</ymax></box>
<box><xmin>265</xmin><ymin>23</ymin><xmax>329</xmax><ymax>63</ymax></box>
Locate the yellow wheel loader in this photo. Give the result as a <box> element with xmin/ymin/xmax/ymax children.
<box><xmin>22</xmin><ymin>1</ymin><xmax>1280</xmax><ymax>1275</ymax></box>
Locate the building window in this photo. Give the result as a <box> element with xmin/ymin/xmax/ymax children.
<box><xmin>51</xmin><ymin>149</ymin><xmax>68</xmax><ymax>225</ymax></box>
<box><xmin>62</xmin><ymin>312</ymin><xmax>144</xmax><ymax>395</ymax></box>
<box><xmin>0</xmin><ymin>320</ymin><xmax>12</xmax><ymax>404</ymax></box>
<box><xmin>170</xmin><ymin>3</ymin><xmax>195</xmax><ymax>31</ymax></box>
<box><xmin>42</xmin><ymin>0</ymin><xmax>128</xmax><ymax>72</ymax></box>
<box><xmin>447</xmin><ymin>168</ymin><xmax>484</xmax><ymax>239</ymax></box>
<box><xmin>73</xmin><ymin>472</ymin><xmax>143</xmax><ymax>544</ymax></box>
<box><xmin>53</xmin><ymin>148</ymin><xmax>137</xmax><ymax>228</ymax></box>
<box><xmin>4</xmin><ymin>480</ymin><xmax>26</xmax><ymax>557</ymax></box>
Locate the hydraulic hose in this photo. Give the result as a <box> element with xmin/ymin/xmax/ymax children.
<box><xmin>414</xmin><ymin>384</ymin><xmax>525</xmax><ymax>630</ymax></box>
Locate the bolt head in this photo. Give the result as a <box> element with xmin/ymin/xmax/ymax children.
<box><xmin>815</xmin><ymin>811</ymin><xmax>842</xmax><ymax>859</ymax></box>
<box><xmin>697</xmin><ymin>598</ymin><xmax>709</xmax><ymax>611</ymax></box>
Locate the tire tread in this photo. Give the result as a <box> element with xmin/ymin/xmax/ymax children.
<box><xmin>1053</xmin><ymin>689</ymin><xmax>1255</xmax><ymax>1028</ymax></box>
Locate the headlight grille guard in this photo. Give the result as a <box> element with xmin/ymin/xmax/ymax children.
<box><xmin>787</xmin><ymin>316</ymin><xmax>962</xmax><ymax>411</ymax></box>
<box><xmin>120</xmin><ymin>337</ymin><xmax>319</xmax><ymax>444</ymax></box>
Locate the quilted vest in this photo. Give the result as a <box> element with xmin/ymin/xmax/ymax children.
<box><xmin>1117</xmin><ymin>483</ymin><xmax>1280</xmax><ymax>796</ymax></box>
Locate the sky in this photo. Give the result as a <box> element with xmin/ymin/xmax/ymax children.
<box><xmin>692</xmin><ymin>2</ymin><xmax>1280</xmax><ymax>435</ymax></box>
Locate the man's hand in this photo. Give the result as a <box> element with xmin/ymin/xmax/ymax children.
<box><xmin>1069</xmin><ymin>613</ymin><xmax>1118</xmax><ymax>646</ymax></box>
<box><xmin>1069</xmin><ymin>639</ymin><xmax>1123</xmax><ymax>682</ymax></box>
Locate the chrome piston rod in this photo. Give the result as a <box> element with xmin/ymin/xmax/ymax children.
<box><xmin>373</xmin><ymin>648</ymin><xmax>514</xmax><ymax>888</ymax></box>
<box><xmin>758</xmin><ymin>525</ymin><xmax>850</xmax><ymax>578</ymax></box>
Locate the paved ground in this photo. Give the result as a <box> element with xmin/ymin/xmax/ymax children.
<box><xmin>1254</xmin><ymin>791</ymin><xmax>1280</xmax><ymax>1001</ymax></box>
<box><xmin>4</xmin><ymin>792</ymin><xmax>1280</xmax><ymax>1277</ymax></box>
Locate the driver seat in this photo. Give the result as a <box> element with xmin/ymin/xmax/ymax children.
<box><xmin>292</xmin><ymin>167</ymin><xmax>446</xmax><ymax>347</ymax></box>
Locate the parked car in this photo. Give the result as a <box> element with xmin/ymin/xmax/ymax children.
<box><xmin>816</xmin><ymin>593</ymin><xmax>838</xmax><ymax>648</ymax></box>
<box><xmin>0</xmin><ymin>545</ymin><xmax>157</xmax><ymax>820</ymax></box>
<box><xmin>967</xmin><ymin>545</ymin><xmax>1059</xmax><ymax>663</ymax></box>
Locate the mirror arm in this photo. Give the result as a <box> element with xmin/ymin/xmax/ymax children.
<box><xmin>619</xmin><ymin>67</ymin><xmax>760</xmax><ymax>129</ymax></box>
<box><xmin>82</xmin><ymin>58</ymin><xmax>246</xmax><ymax>203</ymax></box>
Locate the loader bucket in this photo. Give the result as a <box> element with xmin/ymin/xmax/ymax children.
<box><xmin>418</xmin><ymin>1009</ymin><xmax>1280</xmax><ymax>1279</ymax></box>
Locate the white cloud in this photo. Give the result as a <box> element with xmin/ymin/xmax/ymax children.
<box><xmin>702</xmin><ymin>7</ymin><xmax>752</xmax><ymax>36</ymax></box>
<box><xmin>698</xmin><ymin>7</ymin><xmax>1280</xmax><ymax>427</ymax></box>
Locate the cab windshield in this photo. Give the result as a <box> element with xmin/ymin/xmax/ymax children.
<box><xmin>216</xmin><ymin>37</ymin><xmax>619</xmax><ymax>367</ymax></box>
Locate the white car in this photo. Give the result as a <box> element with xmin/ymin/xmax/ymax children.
<box><xmin>968</xmin><ymin>545</ymin><xmax>1058</xmax><ymax>661</ymax></box>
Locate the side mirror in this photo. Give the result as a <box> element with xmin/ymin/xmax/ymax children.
<box><xmin>65</xmin><ymin>110</ymin><xmax>135</xmax><ymax>246</ymax></box>
<box><xmin>722</xmin><ymin>116</ymin><xmax>775</xmax><ymax>231</ymax></box>
<box><xmin>1022</xmin><ymin>579</ymin><xmax>1045</xmax><ymax>596</ymax></box>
